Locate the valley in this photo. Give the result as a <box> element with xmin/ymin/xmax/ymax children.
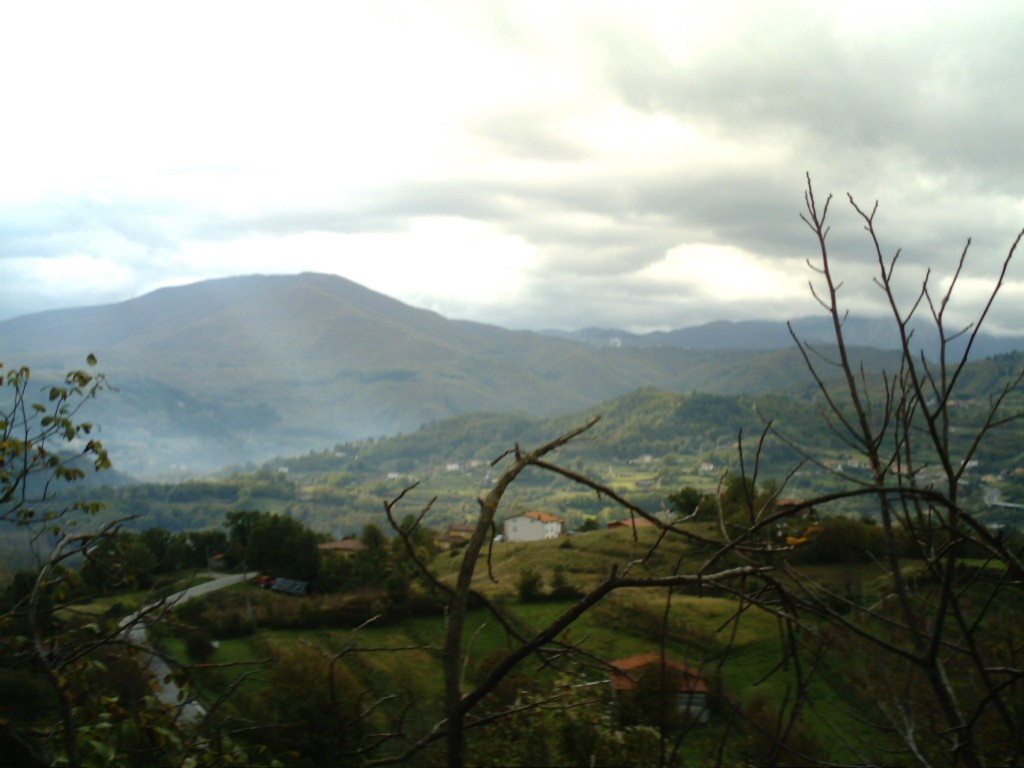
<box><xmin>3</xmin><ymin>272</ymin><xmax>1005</xmax><ymax>477</ymax></box>
<box><xmin>3</xmin><ymin>272</ymin><xmax>1023</xmax><ymax>766</ymax></box>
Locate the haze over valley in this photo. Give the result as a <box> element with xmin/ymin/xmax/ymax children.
<box><xmin>2</xmin><ymin>271</ymin><xmax>1022</xmax><ymax>479</ymax></box>
<box><xmin>4</xmin><ymin>5</ymin><xmax>1024</xmax><ymax>765</ymax></box>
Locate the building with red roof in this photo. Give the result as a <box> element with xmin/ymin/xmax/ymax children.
<box><xmin>608</xmin><ymin>653</ymin><xmax>709</xmax><ymax>724</ymax></box>
<box><xmin>503</xmin><ymin>511</ymin><xmax>565</xmax><ymax>542</ymax></box>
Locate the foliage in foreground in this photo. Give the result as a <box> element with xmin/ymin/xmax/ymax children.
<box><xmin>0</xmin><ymin>360</ymin><xmax>251</xmax><ymax>766</ymax></box>
<box><xmin>4</xmin><ymin>177</ymin><xmax>1024</xmax><ymax>767</ymax></box>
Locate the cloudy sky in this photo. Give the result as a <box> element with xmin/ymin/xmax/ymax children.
<box><xmin>1</xmin><ymin>0</ymin><xmax>1021</xmax><ymax>333</ymax></box>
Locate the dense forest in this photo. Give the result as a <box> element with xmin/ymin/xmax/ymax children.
<box><xmin>14</xmin><ymin>376</ymin><xmax>1012</xmax><ymax>570</ymax></box>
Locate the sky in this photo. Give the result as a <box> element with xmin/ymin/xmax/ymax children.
<box><xmin>1</xmin><ymin>0</ymin><xmax>1022</xmax><ymax>334</ymax></box>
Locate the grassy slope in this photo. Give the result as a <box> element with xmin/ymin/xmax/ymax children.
<box><xmin>168</xmin><ymin>529</ymin><xmax>889</xmax><ymax>763</ymax></box>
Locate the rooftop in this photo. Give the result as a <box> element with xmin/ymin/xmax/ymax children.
<box><xmin>608</xmin><ymin>654</ymin><xmax>707</xmax><ymax>694</ymax></box>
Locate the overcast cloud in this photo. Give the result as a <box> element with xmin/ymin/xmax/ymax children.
<box><xmin>1</xmin><ymin>0</ymin><xmax>1021</xmax><ymax>334</ymax></box>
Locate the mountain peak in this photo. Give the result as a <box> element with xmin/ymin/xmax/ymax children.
<box><xmin>3</xmin><ymin>272</ymin><xmax>1020</xmax><ymax>478</ymax></box>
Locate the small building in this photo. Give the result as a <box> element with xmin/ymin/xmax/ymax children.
<box><xmin>503</xmin><ymin>511</ymin><xmax>564</xmax><ymax>542</ymax></box>
<box><xmin>608</xmin><ymin>653</ymin><xmax>709</xmax><ymax>724</ymax></box>
<box><xmin>207</xmin><ymin>553</ymin><xmax>228</xmax><ymax>571</ymax></box>
<box><xmin>271</xmin><ymin>577</ymin><xmax>311</xmax><ymax>596</ymax></box>
<box><xmin>448</xmin><ymin>524</ymin><xmax>477</xmax><ymax>540</ymax></box>
<box><xmin>433</xmin><ymin>533</ymin><xmax>468</xmax><ymax>550</ymax></box>
<box><xmin>433</xmin><ymin>523</ymin><xmax>479</xmax><ymax>550</ymax></box>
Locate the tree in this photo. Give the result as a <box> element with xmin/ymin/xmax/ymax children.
<box><xmin>137</xmin><ymin>526</ymin><xmax>190</xmax><ymax>572</ymax></box>
<box><xmin>353</xmin><ymin>523</ymin><xmax>389</xmax><ymax>585</ymax></box>
<box><xmin>379</xmin><ymin>421</ymin><xmax>773</xmax><ymax>767</ymax></box>
<box><xmin>233</xmin><ymin>510</ymin><xmax>321</xmax><ymax>581</ymax></box>
<box><xmin>515</xmin><ymin>566</ymin><xmax>544</xmax><ymax>602</ymax></box>
<box><xmin>225</xmin><ymin>508</ymin><xmax>264</xmax><ymax>564</ymax></box>
<box><xmin>548</xmin><ymin>565</ymin><xmax>582</xmax><ymax>600</ymax></box>
<box><xmin>761</xmin><ymin>176</ymin><xmax>1024</xmax><ymax>766</ymax></box>
<box><xmin>0</xmin><ymin>359</ymin><xmax>247</xmax><ymax>766</ymax></box>
<box><xmin>366</xmin><ymin>178</ymin><xmax>1024</xmax><ymax>767</ymax></box>
<box><xmin>0</xmin><ymin>358</ymin><xmax>110</xmax><ymax>525</ymax></box>
<box><xmin>230</xmin><ymin>644</ymin><xmax>366</xmax><ymax>767</ymax></box>
<box><xmin>80</xmin><ymin>532</ymin><xmax>158</xmax><ymax>592</ymax></box>
<box><xmin>0</xmin><ymin>357</ymin><xmax>116</xmax><ymax>764</ymax></box>
<box><xmin>665</xmin><ymin>485</ymin><xmax>714</xmax><ymax>519</ymax></box>
<box><xmin>185</xmin><ymin>527</ymin><xmax>229</xmax><ymax>568</ymax></box>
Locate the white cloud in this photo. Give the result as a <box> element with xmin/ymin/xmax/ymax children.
<box><xmin>0</xmin><ymin>0</ymin><xmax>1020</xmax><ymax>332</ymax></box>
<box><xmin>642</xmin><ymin>245</ymin><xmax>808</xmax><ymax>303</ymax></box>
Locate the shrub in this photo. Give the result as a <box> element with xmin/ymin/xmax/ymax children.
<box><xmin>549</xmin><ymin>566</ymin><xmax>583</xmax><ymax>600</ymax></box>
<box><xmin>184</xmin><ymin>627</ymin><xmax>216</xmax><ymax>663</ymax></box>
<box><xmin>205</xmin><ymin>608</ymin><xmax>256</xmax><ymax>638</ymax></box>
<box><xmin>516</xmin><ymin>567</ymin><xmax>544</xmax><ymax>602</ymax></box>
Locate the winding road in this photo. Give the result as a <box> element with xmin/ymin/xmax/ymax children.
<box><xmin>119</xmin><ymin>571</ymin><xmax>250</xmax><ymax>723</ymax></box>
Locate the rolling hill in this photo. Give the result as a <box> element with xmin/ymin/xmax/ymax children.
<box><xmin>1</xmin><ymin>273</ymin><xmax>907</xmax><ymax>477</ymax></box>
<box><xmin>547</xmin><ymin>317</ymin><xmax>1024</xmax><ymax>357</ymax></box>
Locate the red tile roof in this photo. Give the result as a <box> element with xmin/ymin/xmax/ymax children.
<box><xmin>524</xmin><ymin>511</ymin><xmax>563</xmax><ymax>523</ymax></box>
<box><xmin>608</xmin><ymin>654</ymin><xmax>707</xmax><ymax>693</ymax></box>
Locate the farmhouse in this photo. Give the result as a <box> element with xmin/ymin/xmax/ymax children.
<box><xmin>447</xmin><ymin>523</ymin><xmax>477</xmax><ymax>540</ymax></box>
<box><xmin>503</xmin><ymin>511</ymin><xmax>564</xmax><ymax>542</ymax></box>
<box><xmin>608</xmin><ymin>653</ymin><xmax>709</xmax><ymax>724</ymax></box>
<box><xmin>434</xmin><ymin>523</ymin><xmax>479</xmax><ymax>550</ymax></box>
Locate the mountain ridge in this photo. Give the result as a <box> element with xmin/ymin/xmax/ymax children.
<box><xmin>543</xmin><ymin>317</ymin><xmax>1024</xmax><ymax>357</ymax></box>
<box><xmin>1</xmin><ymin>272</ymin><xmax>991</xmax><ymax>478</ymax></box>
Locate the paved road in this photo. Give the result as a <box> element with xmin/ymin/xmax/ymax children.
<box><xmin>119</xmin><ymin>572</ymin><xmax>251</xmax><ymax>723</ymax></box>
<box><xmin>984</xmin><ymin>486</ymin><xmax>1024</xmax><ymax>511</ymax></box>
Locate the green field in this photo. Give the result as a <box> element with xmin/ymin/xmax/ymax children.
<box><xmin>156</xmin><ymin>529</ymin><xmax>910</xmax><ymax>766</ymax></box>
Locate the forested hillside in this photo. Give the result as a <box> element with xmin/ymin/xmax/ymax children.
<box><xmin>4</xmin><ymin>269</ymin><xmax>1023</xmax><ymax>765</ymax></box>
<box><xmin>27</xmin><ymin>375</ymin><xmax>1016</xmax><ymax>568</ymax></box>
<box><xmin>0</xmin><ymin>273</ymin><xmax>911</xmax><ymax>477</ymax></box>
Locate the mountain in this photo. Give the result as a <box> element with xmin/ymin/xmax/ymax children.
<box><xmin>2</xmin><ymin>273</ymin><xmax>901</xmax><ymax>478</ymax></box>
<box><xmin>547</xmin><ymin>318</ymin><xmax>1024</xmax><ymax>357</ymax></box>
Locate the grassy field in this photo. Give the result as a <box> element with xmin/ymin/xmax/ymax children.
<box><xmin>428</xmin><ymin>525</ymin><xmax>722</xmax><ymax>598</ymax></box>
<box><xmin>171</xmin><ymin>593</ymin><xmax>882</xmax><ymax>764</ymax></box>
<box><xmin>56</xmin><ymin>570</ymin><xmax>217</xmax><ymax>622</ymax></box>
<box><xmin>152</xmin><ymin>526</ymin><xmax>903</xmax><ymax>765</ymax></box>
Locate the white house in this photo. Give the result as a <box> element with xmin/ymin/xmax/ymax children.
<box><xmin>503</xmin><ymin>511</ymin><xmax>564</xmax><ymax>542</ymax></box>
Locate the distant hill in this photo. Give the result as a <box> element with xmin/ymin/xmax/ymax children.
<box><xmin>0</xmin><ymin>273</ymin><xmax>907</xmax><ymax>477</ymax></box>
<box><xmin>546</xmin><ymin>318</ymin><xmax>1024</xmax><ymax>357</ymax></box>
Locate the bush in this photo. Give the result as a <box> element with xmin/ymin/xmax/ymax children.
<box><xmin>184</xmin><ymin>627</ymin><xmax>216</xmax><ymax>663</ymax></box>
<box><xmin>785</xmin><ymin>516</ymin><xmax>888</xmax><ymax>565</ymax></box>
<box><xmin>204</xmin><ymin>608</ymin><xmax>256</xmax><ymax>638</ymax></box>
<box><xmin>549</xmin><ymin>566</ymin><xmax>583</xmax><ymax>600</ymax></box>
<box><xmin>516</xmin><ymin>567</ymin><xmax>544</xmax><ymax>602</ymax></box>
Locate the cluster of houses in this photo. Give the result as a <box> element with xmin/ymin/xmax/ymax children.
<box><xmin>316</xmin><ymin>510</ymin><xmax>671</xmax><ymax>554</ymax></box>
<box><xmin>476</xmin><ymin>510</ymin><xmax>660</xmax><ymax>542</ymax></box>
